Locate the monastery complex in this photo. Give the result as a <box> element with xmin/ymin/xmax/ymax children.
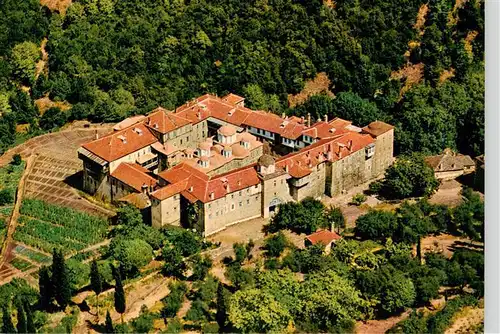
<box><xmin>78</xmin><ymin>93</ymin><xmax>394</xmax><ymax>236</ymax></box>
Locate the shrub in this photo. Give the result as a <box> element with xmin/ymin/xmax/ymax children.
<box><xmin>351</xmin><ymin>193</ymin><xmax>367</xmax><ymax>206</ymax></box>
<box><xmin>11</xmin><ymin>154</ymin><xmax>22</xmax><ymax>166</ymax></box>
<box><xmin>0</xmin><ymin>189</ymin><xmax>14</xmax><ymax>205</ymax></box>
<box><xmin>368</xmin><ymin>180</ymin><xmax>383</xmax><ymax>194</ymax></box>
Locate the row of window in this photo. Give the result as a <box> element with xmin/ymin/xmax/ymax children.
<box><xmin>207</xmin><ymin>195</ymin><xmax>260</xmax><ymax>220</ymax></box>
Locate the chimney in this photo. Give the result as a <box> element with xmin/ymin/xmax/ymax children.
<box><xmin>149</xmin><ymin>183</ymin><xmax>154</xmax><ymax>194</ymax></box>
<box><xmin>189</xmin><ymin>186</ymin><xmax>193</xmax><ymax>192</ymax></box>
<box><xmin>301</xmin><ymin>116</ymin><xmax>305</xmax><ymax>124</ymax></box>
<box><xmin>307</xmin><ymin>113</ymin><xmax>311</xmax><ymax>127</ymax></box>
<box><xmin>95</xmin><ymin>130</ymin><xmax>99</xmax><ymax>140</ymax></box>
<box><xmin>347</xmin><ymin>140</ymin><xmax>353</xmax><ymax>152</ymax></box>
<box><xmin>141</xmin><ymin>184</ymin><xmax>148</xmax><ymax>194</ymax></box>
<box><xmin>282</xmin><ymin>112</ymin><xmax>286</xmax><ymax>119</ymax></box>
<box><xmin>209</xmin><ymin>192</ymin><xmax>215</xmax><ymax>200</ymax></box>
<box><xmin>324</xmin><ymin>114</ymin><xmax>328</xmax><ymax>122</ymax></box>
<box><xmin>285</xmin><ymin>165</ymin><xmax>289</xmax><ymax>173</ymax></box>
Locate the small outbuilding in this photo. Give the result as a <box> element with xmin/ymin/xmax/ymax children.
<box><xmin>305</xmin><ymin>229</ymin><xmax>342</xmax><ymax>254</ymax></box>
<box><xmin>424</xmin><ymin>148</ymin><xmax>475</xmax><ymax>180</ymax></box>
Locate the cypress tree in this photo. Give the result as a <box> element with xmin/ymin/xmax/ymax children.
<box><xmin>113</xmin><ymin>267</ymin><xmax>126</xmax><ymax>323</ymax></box>
<box><xmin>2</xmin><ymin>306</ymin><xmax>16</xmax><ymax>334</ymax></box>
<box><xmin>90</xmin><ymin>260</ymin><xmax>103</xmax><ymax>320</ymax></box>
<box><xmin>216</xmin><ymin>282</ymin><xmax>228</xmax><ymax>331</ymax></box>
<box><xmin>23</xmin><ymin>300</ymin><xmax>35</xmax><ymax>334</ymax></box>
<box><xmin>15</xmin><ymin>299</ymin><xmax>27</xmax><ymax>334</ymax></box>
<box><xmin>38</xmin><ymin>266</ymin><xmax>52</xmax><ymax>310</ymax></box>
<box><xmin>105</xmin><ymin>310</ymin><xmax>114</xmax><ymax>333</ymax></box>
<box><xmin>51</xmin><ymin>249</ymin><xmax>71</xmax><ymax>309</ymax></box>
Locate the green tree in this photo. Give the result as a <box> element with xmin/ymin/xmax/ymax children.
<box><xmin>162</xmin><ymin>246</ymin><xmax>185</xmax><ymax>279</ymax></box>
<box><xmin>2</xmin><ymin>306</ymin><xmax>15</xmax><ymax>334</ymax></box>
<box><xmin>452</xmin><ymin>187</ymin><xmax>484</xmax><ymax>241</ymax></box>
<box><xmin>113</xmin><ymin>267</ymin><xmax>126</xmax><ymax>323</ymax></box>
<box><xmin>23</xmin><ymin>300</ymin><xmax>35</xmax><ymax>334</ymax></box>
<box><xmin>105</xmin><ymin>310</ymin><xmax>114</xmax><ymax>333</ymax></box>
<box><xmin>132</xmin><ymin>305</ymin><xmax>154</xmax><ymax>333</ymax></box>
<box><xmin>90</xmin><ymin>260</ymin><xmax>103</xmax><ymax>320</ymax></box>
<box><xmin>11</xmin><ymin>154</ymin><xmax>22</xmax><ymax>166</ymax></box>
<box><xmin>39</xmin><ymin>107</ymin><xmax>67</xmax><ymax>131</ymax></box>
<box><xmin>216</xmin><ymin>282</ymin><xmax>228</xmax><ymax>331</ymax></box>
<box><xmin>15</xmin><ymin>299</ymin><xmax>27</xmax><ymax>334</ymax></box>
<box><xmin>381</xmin><ymin>154</ymin><xmax>439</xmax><ymax>199</ymax></box>
<box><xmin>333</xmin><ymin>91</ymin><xmax>384</xmax><ymax>126</ymax></box>
<box><xmin>325</xmin><ymin>206</ymin><xmax>345</xmax><ymax>233</ymax></box>
<box><xmin>110</xmin><ymin>238</ymin><xmax>153</xmax><ymax>277</ymax></box>
<box><xmin>228</xmin><ymin>288</ymin><xmax>293</xmax><ymax>333</ymax></box>
<box><xmin>355</xmin><ymin>210</ymin><xmax>398</xmax><ymax>242</ymax></box>
<box><xmin>263</xmin><ymin>232</ymin><xmax>288</xmax><ymax>258</ymax></box>
<box><xmin>189</xmin><ymin>254</ymin><xmax>213</xmax><ymax>281</ymax></box>
<box><xmin>38</xmin><ymin>265</ymin><xmax>53</xmax><ymax>310</ymax></box>
<box><xmin>10</xmin><ymin>41</ymin><xmax>40</xmax><ymax>85</ymax></box>
<box><xmin>51</xmin><ymin>249</ymin><xmax>71</xmax><ymax>309</ymax></box>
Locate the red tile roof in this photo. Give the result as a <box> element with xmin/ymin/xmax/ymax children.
<box><xmin>110</xmin><ymin>163</ymin><xmax>157</xmax><ymax>192</ymax></box>
<box><xmin>221</xmin><ymin>93</ymin><xmax>245</xmax><ymax>106</ymax></box>
<box><xmin>154</xmin><ymin>163</ymin><xmax>260</xmax><ymax>203</ymax></box>
<box><xmin>276</xmin><ymin>132</ymin><xmax>375</xmax><ymax>178</ymax></box>
<box><xmin>306</xmin><ymin>229</ymin><xmax>342</xmax><ymax>245</ymax></box>
<box><xmin>362</xmin><ymin>121</ymin><xmax>394</xmax><ymax>137</ymax></box>
<box><xmin>145</xmin><ymin>107</ymin><xmax>192</xmax><ymax>134</ymax></box>
<box><xmin>82</xmin><ymin>123</ymin><xmax>158</xmax><ymax>162</ymax></box>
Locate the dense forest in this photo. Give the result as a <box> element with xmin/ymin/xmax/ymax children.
<box><xmin>0</xmin><ymin>0</ymin><xmax>484</xmax><ymax>157</ymax></box>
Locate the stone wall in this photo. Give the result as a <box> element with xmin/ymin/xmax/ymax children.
<box><xmin>151</xmin><ymin>195</ymin><xmax>181</xmax><ymax>228</ymax></box>
<box><xmin>203</xmin><ymin>184</ymin><xmax>262</xmax><ymax>235</ymax></box>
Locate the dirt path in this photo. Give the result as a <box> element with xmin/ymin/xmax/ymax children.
<box><xmin>444</xmin><ymin>306</ymin><xmax>484</xmax><ymax>334</ymax></box>
<box><xmin>356</xmin><ymin>310</ymin><xmax>411</xmax><ymax>334</ymax></box>
<box><xmin>0</xmin><ymin>156</ymin><xmax>34</xmax><ymax>270</ymax></box>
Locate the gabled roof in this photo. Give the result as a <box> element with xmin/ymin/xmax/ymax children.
<box><xmin>113</xmin><ymin>115</ymin><xmax>146</xmax><ymax>131</ymax></box>
<box><xmin>110</xmin><ymin>163</ymin><xmax>157</xmax><ymax>192</ymax></box>
<box><xmin>82</xmin><ymin>123</ymin><xmax>158</xmax><ymax>162</ymax></box>
<box><xmin>144</xmin><ymin>107</ymin><xmax>191</xmax><ymax>134</ymax></box>
<box><xmin>277</xmin><ymin>132</ymin><xmax>375</xmax><ymax>178</ymax></box>
<box><xmin>154</xmin><ymin>163</ymin><xmax>260</xmax><ymax>203</ymax></box>
<box><xmin>118</xmin><ymin>192</ymin><xmax>151</xmax><ymax>209</ymax></box>
<box><xmin>306</xmin><ymin>229</ymin><xmax>342</xmax><ymax>245</ymax></box>
<box><xmin>425</xmin><ymin>150</ymin><xmax>475</xmax><ymax>172</ymax></box>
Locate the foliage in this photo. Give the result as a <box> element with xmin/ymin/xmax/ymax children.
<box><xmin>15</xmin><ymin>298</ymin><xmax>27</xmax><ymax>334</ymax></box>
<box><xmin>105</xmin><ymin>310</ymin><xmax>114</xmax><ymax>333</ymax></box>
<box><xmin>228</xmin><ymin>288</ymin><xmax>293</xmax><ymax>333</ymax></box>
<box><xmin>380</xmin><ymin>154</ymin><xmax>439</xmax><ymax>199</ymax></box>
<box><xmin>39</xmin><ymin>107</ymin><xmax>67</xmax><ymax>131</ymax></box>
<box><xmin>15</xmin><ymin>199</ymin><xmax>109</xmax><ymax>255</ymax></box>
<box><xmin>109</xmin><ymin>238</ymin><xmax>153</xmax><ymax>277</ymax></box>
<box><xmin>51</xmin><ymin>248</ymin><xmax>71</xmax><ymax>309</ymax></box>
<box><xmin>355</xmin><ymin>265</ymin><xmax>415</xmax><ymax>315</ymax></box>
<box><xmin>10</xmin><ymin>41</ymin><xmax>40</xmax><ymax>85</ymax></box>
<box><xmin>132</xmin><ymin>305</ymin><xmax>154</xmax><ymax>334</ymax></box>
<box><xmin>162</xmin><ymin>246</ymin><xmax>185</xmax><ymax>279</ymax></box>
<box><xmin>24</xmin><ymin>300</ymin><xmax>35</xmax><ymax>334</ymax></box>
<box><xmin>165</xmin><ymin>317</ymin><xmax>182</xmax><ymax>333</ymax></box>
<box><xmin>266</xmin><ymin>197</ymin><xmax>326</xmax><ymax>234</ymax></box>
<box><xmin>11</xmin><ymin>154</ymin><xmax>22</xmax><ymax>166</ymax></box>
<box><xmin>2</xmin><ymin>306</ymin><xmax>15</xmax><ymax>334</ymax></box>
<box><xmin>189</xmin><ymin>254</ymin><xmax>213</xmax><ymax>281</ymax></box>
<box><xmin>216</xmin><ymin>282</ymin><xmax>229</xmax><ymax>330</ymax></box>
<box><xmin>38</xmin><ymin>266</ymin><xmax>53</xmax><ymax>310</ymax></box>
<box><xmin>90</xmin><ymin>260</ymin><xmax>103</xmax><ymax>317</ymax></box>
<box><xmin>355</xmin><ymin>210</ymin><xmax>398</xmax><ymax>242</ymax></box>
<box><xmin>225</xmin><ymin>264</ymin><xmax>255</xmax><ymax>291</ymax></box>
<box><xmin>263</xmin><ymin>231</ymin><xmax>288</xmax><ymax>258</ymax></box>
<box><xmin>162</xmin><ymin>226</ymin><xmax>203</xmax><ymax>257</ymax></box>
<box><xmin>161</xmin><ymin>281</ymin><xmax>188</xmax><ymax>320</ymax></box>
<box><xmin>351</xmin><ymin>193</ymin><xmax>367</xmax><ymax>206</ymax></box>
<box><xmin>452</xmin><ymin>187</ymin><xmax>484</xmax><ymax>241</ymax></box>
<box><xmin>325</xmin><ymin>206</ymin><xmax>346</xmax><ymax>233</ymax></box>
<box><xmin>113</xmin><ymin>267</ymin><xmax>126</xmax><ymax>317</ymax></box>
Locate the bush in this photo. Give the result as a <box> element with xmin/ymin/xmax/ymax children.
<box><xmin>351</xmin><ymin>193</ymin><xmax>367</xmax><ymax>206</ymax></box>
<box><xmin>368</xmin><ymin>180</ymin><xmax>383</xmax><ymax>194</ymax></box>
<box><xmin>189</xmin><ymin>254</ymin><xmax>213</xmax><ymax>281</ymax></box>
<box><xmin>161</xmin><ymin>282</ymin><xmax>188</xmax><ymax>319</ymax></box>
<box><xmin>11</xmin><ymin>154</ymin><xmax>22</xmax><ymax>166</ymax></box>
<box><xmin>202</xmin><ymin>322</ymin><xmax>219</xmax><ymax>333</ymax></box>
<box><xmin>0</xmin><ymin>188</ymin><xmax>14</xmax><ymax>205</ymax></box>
<box><xmin>264</xmin><ymin>258</ymin><xmax>281</xmax><ymax>270</ymax></box>
<box><xmin>162</xmin><ymin>227</ymin><xmax>203</xmax><ymax>257</ymax></box>
<box><xmin>165</xmin><ymin>317</ymin><xmax>182</xmax><ymax>333</ymax></box>
<box><xmin>39</xmin><ymin>107</ymin><xmax>67</xmax><ymax>131</ymax></box>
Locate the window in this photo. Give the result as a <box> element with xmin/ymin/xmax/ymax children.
<box><xmin>239</xmin><ymin>191</ymin><xmax>242</xmax><ymax>196</ymax></box>
<box><xmin>174</xmin><ymin>207</ymin><xmax>177</xmax><ymax>211</ymax></box>
<box><xmin>231</xmin><ymin>194</ymin><xmax>234</xmax><ymax>199</ymax></box>
<box><xmin>247</xmin><ymin>189</ymin><xmax>250</xmax><ymax>193</ymax></box>
<box><xmin>208</xmin><ymin>204</ymin><xmax>211</xmax><ymax>208</ymax></box>
<box><xmin>180</xmin><ymin>139</ymin><xmax>183</xmax><ymax>145</ymax></box>
<box><xmin>274</xmin><ymin>181</ymin><xmax>277</xmax><ymax>187</ymax></box>
<box><xmin>239</xmin><ymin>202</ymin><xmax>242</xmax><ymax>207</ymax></box>
<box><xmin>281</xmin><ymin>179</ymin><xmax>284</xmax><ymax>184</ymax></box>
<box><xmin>247</xmin><ymin>199</ymin><xmax>250</xmax><ymax>204</ymax></box>
<box><xmin>231</xmin><ymin>204</ymin><xmax>235</xmax><ymax>210</ymax></box>
<box><xmin>255</xmin><ymin>185</ymin><xmax>258</xmax><ymax>189</ymax></box>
